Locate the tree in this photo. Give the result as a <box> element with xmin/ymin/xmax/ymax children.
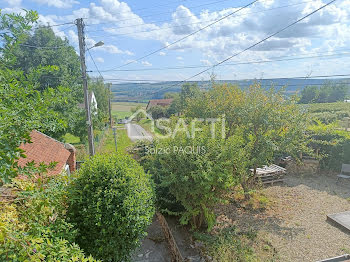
<box><xmin>10</xmin><ymin>26</ymin><xmax>82</xmax><ymax>93</ymax></box>
<box><xmin>179</xmin><ymin>83</ymin><xmax>201</xmax><ymax>112</ymax></box>
<box><xmin>148</xmin><ymin>105</ymin><xmax>167</xmax><ymax>119</ymax></box>
<box><xmin>299</xmin><ymin>85</ymin><xmax>319</xmax><ymax>104</ymax></box>
<box><xmin>0</xmin><ymin>10</ymin><xmax>72</xmax><ymax>183</ymax></box>
<box><xmin>131</xmin><ymin>105</ymin><xmax>143</xmax><ymax>121</ymax></box>
<box><xmin>186</xmin><ymin>83</ymin><xmax>309</xmax><ymax>195</ymax></box>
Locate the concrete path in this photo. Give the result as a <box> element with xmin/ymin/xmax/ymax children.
<box><xmin>126</xmin><ymin>123</ymin><xmax>152</xmax><ymax>142</ymax></box>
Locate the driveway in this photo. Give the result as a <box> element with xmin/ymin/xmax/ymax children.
<box><xmin>126</xmin><ymin>123</ymin><xmax>153</xmax><ymax>142</ymax></box>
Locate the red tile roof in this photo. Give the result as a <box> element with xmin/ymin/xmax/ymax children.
<box><xmin>18</xmin><ymin>130</ymin><xmax>71</xmax><ymax>175</ymax></box>
<box><xmin>146</xmin><ymin>99</ymin><xmax>173</xmax><ymax>110</ymax></box>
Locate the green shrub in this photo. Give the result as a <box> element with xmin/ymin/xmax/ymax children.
<box><xmin>308</xmin><ymin>122</ymin><xmax>350</xmax><ymax>170</ymax></box>
<box><xmin>68</xmin><ymin>153</ymin><xmax>155</xmax><ymax>262</ymax></box>
<box><xmin>142</xmin><ymin>125</ymin><xmax>247</xmax><ymax>230</ymax></box>
<box><xmin>0</xmin><ymin>174</ymin><xmax>98</xmax><ymax>262</ymax></box>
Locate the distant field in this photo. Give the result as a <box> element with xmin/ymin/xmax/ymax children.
<box><xmin>302</xmin><ymin>102</ymin><xmax>350</xmax><ymax>124</ymax></box>
<box><xmin>112</xmin><ymin>102</ymin><xmax>147</xmax><ymax>120</ymax></box>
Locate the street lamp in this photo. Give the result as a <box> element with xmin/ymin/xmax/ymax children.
<box><xmin>87</xmin><ymin>41</ymin><xmax>104</xmax><ymax>51</ymax></box>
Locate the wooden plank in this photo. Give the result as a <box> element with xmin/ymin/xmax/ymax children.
<box><xmin>156</xmin><ymin>212</ymin><xmax>184</xmax><ymax>262</ymax></box>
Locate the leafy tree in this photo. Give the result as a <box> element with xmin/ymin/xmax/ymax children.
<box><xmin>299</xmin><ymin>83</ymin><xmax>349</xmax><ymax>104</ymax></box>
<box><xmin>166</xmin><ymin>93</ymin><xmax>181</xmax><ymax>116</ymax></box>
<box><xmin>0</xmin><ymin>10</ymin><xmax>73</xmax><ymax>183</ymax></box>
<box><xmin>68</xmin><ymin>154</ymin><xmax>155</xmax><ymax>261</ymax></box>
<box><xmin>299</xmin><ymin>85</ymin><xmax>319</xmax><ymax>104</ymax></box>
<box><xmin>0</xmin><ymin>9</ymin><xmax>38</xmax><ymax>64</ymax></box>
<box><xmin>179</xmin><ymin>83</ymin><xmax>201</xmax><ymax>112</ymax></box>
<box><xmin>186</xmin><ymin>83</ymin><xmax>309</xmax><ymax>195</ymax></box>
<box><xmin>148</xmin><ymin>105</ymin><xmax>167</xmax><ymax>119</ymax></box>
<box><xmin>131</xmin><ymin>105</ymin><xmax>143</xmax><ymax>121</ymax></box>
<box><xmin>10</xmin><ymin>26</ymin><xmax>82</xmax><ymax>92</ymax></box>
<box><xmin>164</xmin><ymin>92</ymin><xmax>178</xmax><ymax>99</ymax></box>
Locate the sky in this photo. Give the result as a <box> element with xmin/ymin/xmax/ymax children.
<box><xmin>1</xmin><ymin>0</ymin><xmax>350</xmax><ymax>83</ymax></box>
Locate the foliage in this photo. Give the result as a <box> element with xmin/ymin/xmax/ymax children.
<box><xmin>185</xmin><ymin>83</ymin><xmax>309</xmax><ymax>191</ymax></box>
<box><xmin>89</xmin><ymin>77</ymin><xmax>112</xmax><ymax>124</ymax></box>
<box><xmin>179</xmin><ymin>83</ymin><xmax>201</xmax><ymax>112</ymax></box>
<box><xmin>148</xmin><ymin>105</ymin><xmax>168</xmax><ymax>119</ymax></box>
<box><xmin>131</xmin><ymin>105</ymin><xmax>144</xmax><ymax>121</ymax></box>
<box><xmin>68</xmin><ymin>154</ymin><xmax>155</xmax><ymax>261</ymax></box>
<box><xmin>10</xmin><ymin>26</ymin><xmax>82</xmax><ymax>92</ymax></box>
<box><xmin>305</xmin><ymin>102</ymin><xmax>350</xmax><ymax>124</ymax></box>
<box><xmin>308</xmin><ymin>122</ymin><xmax>350</xmax><ymax>170</ymax></box>
<box><xmin>141</xmin><ymin>123</ymin><xmax>248</xmax><ymax>230</ymax></box>
<box><xmin>0</xmin><ymin>174</ymin><xmax>98</xmax><ymax>261</ymax></box>
<box><xmin>299</xmin><ymin>84</ymin><xmax>349</xmax><ymax>104</ymax></box>
<box><xmin>0</xmin><ymin>69</ymin><xmax>70</xmax><ymax>184</ymax></box>
<box><xmin>0</xmin><ymin>9</ymin><xmax>38</xmax><ymax>64</ymax></box>
<box><xmin>195</xmin><ymin>227</ymin><xmax>277</xmax><ymax>262</ymax></box>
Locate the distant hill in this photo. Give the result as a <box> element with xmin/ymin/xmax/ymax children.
<box><xmin>110</xmin><ymin>78</ymin><xmax>350</xmax><ymax>103</ymax></box>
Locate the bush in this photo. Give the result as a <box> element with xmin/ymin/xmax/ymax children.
<box><xmin>68</xmin><ymin>153</ymin><xmax>155</xmax><ymax>262</ymax></box>
<box><xmin>142</xmin><ymin>125</ymin><xmax>247</xmax><ymax>230</ymax></box>
<box><xmin>0</xmin><ymin>174</ymin><xmax>98</xmax><ymax>262</ymax></box>
<box><xmin>308</xmin><ymin>122</ymin><xmax>350</xmax><ymax>170</ymax></box>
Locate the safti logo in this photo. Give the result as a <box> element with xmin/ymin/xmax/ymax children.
<box><xmin>127</xmin><ymin>109</ymin><xmax>226</xmax><ymax>140</ymax></box>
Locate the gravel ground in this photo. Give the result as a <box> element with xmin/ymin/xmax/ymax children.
<box><xmin>216</xmin><ymin>173</ymin><xmax>350</xmax><ymax>262</ymax></box>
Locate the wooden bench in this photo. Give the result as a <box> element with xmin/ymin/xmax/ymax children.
<box><xmin>337</xmin><ymin>164</ymin><xmax>350</xmax><ymax>183</ymax></box>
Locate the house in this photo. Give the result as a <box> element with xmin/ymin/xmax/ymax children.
<box><xmin>146</xmin><ymin>99</ymin><xmax>173</xmax><ymax>111</ymax></box>
<box><xmin>78</xmin><ymin>91</ymin><xmax>98</xmax><ymax>114</ymax></box>
<box><xmin>18</xmin><ymin>130</ymin><xmax>76</xmax><ymax>176</ymax></box>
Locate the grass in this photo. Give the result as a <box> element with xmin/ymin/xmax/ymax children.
<box><xmin>194</xmin><ymin>227</ymin><xmax>277</xmax><ymax>262</ymax></box>
<box><xmin>63</xmin><ymin>133</ymin><xmax>80</xmax><ymax>144</ymax></box>
<box><xmin>99</xmin><ymin>128</ymin><xmax>132</xmax><ymax>154</ymax></box>
<box><xmin>139</xmin><ymin>119</ymin><xmax>163</xmax><ymax>135</ymax></box>
<box><xmin>111</xmin><ymin>102</ymin><xmax>148</xmax><ymax>122</ymax></box>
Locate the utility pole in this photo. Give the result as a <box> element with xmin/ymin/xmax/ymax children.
<box><xmin>108</xmin><ymin>83</ymin><xmax>113</xmax><ymax>127</ymax></box>
<box><xmin>76</xmin><ymin>18</ymin><xmax>95</xmax><ymax>156</ymax></box>
<box><xmin>113</xmin><ymin>127</ymin><xmax>117</xmax><ymax>153</ymax></box>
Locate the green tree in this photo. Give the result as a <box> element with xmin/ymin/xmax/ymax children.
<box><xmin>180</xmin><ymin>83</ymin><xmax>201</xmax><ymax>112</ymax></box>
<box><xmin>0</xmin><ymin>10</ymin><xmax>72</xmax><ymax>183</ymax></box>
<box><xmin>186</xmin><ymin>83</ymin><xmax>309</xmax><ymax>195</ymax></box>
<box><xmin>10</xmin><ymin>26</ymin><xmax>82</xmax><ymax>92</ymax></box>
<box><xmin>299</xmin><ymin>85</ymin><xmax>319</xmax><ymax>104</ymax></box>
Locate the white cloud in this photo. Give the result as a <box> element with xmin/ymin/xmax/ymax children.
<box><xmin>32</xmin><ymin>0</ymin><xmax>79</xmax><ymax>8</ymax></box>
<box><xmin>159</xmin><ymin>52</ymin><xmax>166</xmax><ymax>56</ymax></box>
<box><xmin>96</xmin><ymin>57</ymin><xmax>104</xmax><ymax>63</ymax></box>
<box><xmin>176</xmin><ymin>56</ymin><xmax>184</xmax><ymax>60</ymax></box>
<box><xmin>200</xmin><ymin>59</ymin><xmax>211</xmax><ymax>66</ymax></box>
<box><xmin>4</xmin><ymin>0</ymin><xmax>21</xmax><ymax>7</ymax></box>
<box><xmin>141</xmin><ymin>61</ymin><xmax>152</xmax><ymax>67</ymax></box>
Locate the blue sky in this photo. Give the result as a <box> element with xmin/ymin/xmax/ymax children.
<box><xmin>1</xmin><ymin>0</ymin><xmax>350</xmax><ymax>83</ymax></box>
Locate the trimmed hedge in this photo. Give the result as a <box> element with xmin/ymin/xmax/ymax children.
<box><xmin>68</xmin><ymin>153</ymin><xmax>155</xmax><ymax>262</ymax></box>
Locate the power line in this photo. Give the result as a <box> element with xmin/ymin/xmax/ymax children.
<box><xmin>172</xmin><ymin>0</ymin><xmax>338</xmax><ymax>90</ymax></box>
<box><xmin>87</xmin><ymin>48</ymin><xmax>104</xmax><ymax>79</ymax></box>
<box><xmin>104</xmin><ymin>73</ymin><xmax>350</xmax><ymax>83</ymax></box>
<box><xmin>91</xmin><ymin>51</ymin><xmax>350</xmax><ymax>73</ymax></box>
<box><xmin>32</xmin><ymin>21</ymin><xmax>75</xmax><ymax>30</ymax></box>
<box><xmin>86</xmin><ymin>0</ymin><xmax>312</xmax><ymax>36</ymax></box>
<box><xmin>18</xmin><ymin>43</ymin><xmax>66</xmax><ymax>49</ymax></box>
<box><xmin>105</xmin><ymin>0</ymin><xmax>259</xmax><ymax>71</ymax></box>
